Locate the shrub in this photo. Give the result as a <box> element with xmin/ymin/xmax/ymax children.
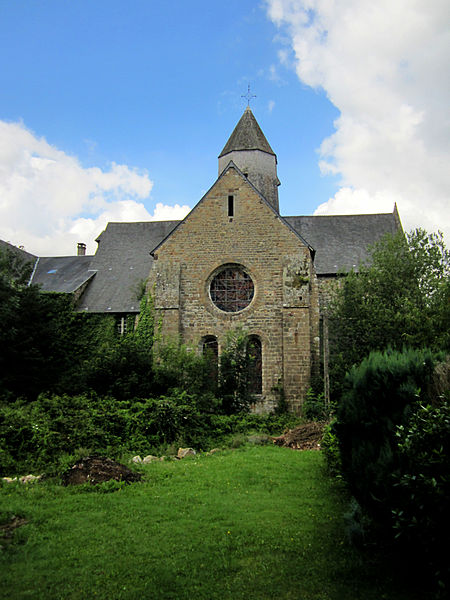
<box><xmin>127</xmin><ymin>391</ymin><xmax>208</xmax><ymax>448</ymax></box>
<box><xmin>218</xmin><ymin>328</ymin><xmax>260</xmax><ymax>414</ymax></box>
<box><xmin>272</xmin><ymin>380</ymin><xmax>288</xmax><ymax>415</ymax></box>
<box><xmin>302</xmin><ymin>387</ymin><xmax>330</xmax><ymax>421</ymax></box>
<box><xmin>0</xmin><ymin>389</ymin><xmax>302</xmax><ymax>476</ymax></box>
<box><xmin>0</xmin><ymin>394</ymin><xmax>131</xmax><ymax>474</ymax></box>
<box><xmin>332</xmin><ymin>348</ymin><xmax>450</xmax><ymax>594</ymax></box>
<box><xmin>392</xmin><ymin>398</ymin><xmax>450</xmax><ymax>592</ymax></box>
<box><xmin>343</xmin><ymin>497</ymin><xmax>374</xmax><ymax>549</ymax></box>
<box><xmin>81</xmin><ymin>336</ymin><xmax>155</xmax><ymax>401</ymax></box>
<box><xmin>152</xmin><ymin>343</ymin><xmax>217</xmax><ymax>400</ymax></box>
<box><xmin>335</xmin><ymin>347</ymin><xmax>437</xmax><ymax>518</ymax></box>
<box><xmin>0</xmin><ymin>400</ymin><xmax>35</xmax><ymax>475</ymax></box>
<box><xmin>321</xmin><ymin>420</ymin><xmax>342</xmax><ymax>477</ymax></box>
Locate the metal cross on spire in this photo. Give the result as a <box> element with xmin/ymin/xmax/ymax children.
<box><xmin>241</xmin><ymin>85</ymin><xmax>256</xmax><ymax>106</ymax></box>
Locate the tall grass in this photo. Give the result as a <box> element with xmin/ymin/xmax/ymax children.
<box><xmin>1</xmin><ymin>447</ymin><xmax>427</xmax><ymax>600</ymax></box>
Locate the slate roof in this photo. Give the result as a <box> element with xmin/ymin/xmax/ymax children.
<box><xmin>31</xmin><ymin>256</ymin><xmax>95</xmax><ymax>293</ymax></box>
<box><xmin>219</xmin><ymin>106</ymin><xmax>276</xmax><ymax>158</ymax></box>
<box><xmin>285</xmin><ymin>213</ymin><xmax>400</xmax><ymax>274</ymax></box>
<box><xmin>76</xmin><ymin>220</ymin><xmax>178</xmax><ymax>313</ymax></box>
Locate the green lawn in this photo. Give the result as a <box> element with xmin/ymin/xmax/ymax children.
<box><xmin>1</xmin><ymin>447</ymin><xmax>425</xmax><ymax>600</ymax></box>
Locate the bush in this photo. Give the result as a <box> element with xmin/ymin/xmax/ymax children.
<box><xmin>321</xmin><ymin>420</ymin><xmax>342</xmax><ymax>477</ymax></box>
<box><xmin>333</xmin><ymin>349</ymin><xmax>450</xmax><ymax>595</ymax></box>
<box><xmin>152</xmin><ymin>343</ymin><xmax>217</xmax><ymax>401</ymax></box>
<box><xmin>0</xmin><ymin>400</ymin><xmax>35</xmax><ymax>474</ymax></box>
<box><xmin>302</xmin><ymin>387</ymin><xmax>330</xmax><ymax>421</ymax></box>
<box><xmin>218</xmin><ymin>328</ymin><xmax>260</xmax><ymax>414</ymax></box>
<box><xmin>392</xmin><ymin>398</ymin><xmax>450</xmax><ymax>592</ymax></box>
<box><xmin>335</xmin><ymin>347</ymin><xmax>437</xmax><ymax>518</ymax></box>
<box><xmin>82</xmin><ymin>336</ymin><xmax>155</xmax><ymax>401</ymax></box>
<box><xmin>343</xmin><ymin>497</ymin><xmax>374</xmax><ymax>549</ymax></box>
<box><xmin>0</xmin><ymin>394</ymin><xmax>131</xmax><ymax>474</ymax></box>
<box><xmin>0</xmin><ymin>391</ymin><xmax>213</xmax><ymax>474</ymax></box>
<box><xmin>127</xmin><ymin>391</ymin><xmax>210</xmax><ymax>449</ymax></box>
<box><xmin>0</xmin><ymin>393</ymin><xmax>302</xmax><ymax>475</ymax></box>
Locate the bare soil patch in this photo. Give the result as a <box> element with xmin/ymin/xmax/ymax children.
<box><xmin>272</xmin><ymin>422</ymin><xmax>325</xmax><ymax>450</ymax></box>
<box><xmin>61</xmin><ymin>456</ymin><xmax>142</xmax><ymax>486</ymax></box>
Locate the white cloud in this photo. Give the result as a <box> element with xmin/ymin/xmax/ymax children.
<box><xmin>314</xmin><ymin>187</ymin><xmax>396</xmax><ymax>216</ymax></box>
<box><xmin>150</xmin><ymin>202</ymin><xmax>190</xmax><ymax>221</ymax></box>
<box><xmin>0</xmin><ymin>121</ymin><xmax>190</xmax><ymax>255</ymax></box>
<box><xmin>266</xmin><ymin>0</ymin><xmax>450</xmax><ymax>240</ymax></box>
<box><xmin>66</xmin><ymin>201</ymin><xmax>190</xmax><ymax>256</ymax></box>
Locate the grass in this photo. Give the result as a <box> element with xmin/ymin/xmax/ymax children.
<box><xmin>1</xmin><ymin>446</ymin><xmax>427</xmax><ymax>600</ymax></box>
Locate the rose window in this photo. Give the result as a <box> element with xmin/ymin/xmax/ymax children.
<box><xmin>209</xmin><ymin>265</ymin><xmax>254</xmax><ymax>312</ymax></box>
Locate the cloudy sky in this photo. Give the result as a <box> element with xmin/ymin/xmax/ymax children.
<box><xmin>0</xmin><ymin>0</ymin><xmax>448</xmax><ymax>255</ymax></box>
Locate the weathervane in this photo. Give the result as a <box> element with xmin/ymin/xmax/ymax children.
<box><xmin>241</xmin><ymin>85</ymin><xmax>256</xmax><ymax>106</ymax></box>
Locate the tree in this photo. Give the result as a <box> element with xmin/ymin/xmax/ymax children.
<box><xmin>328</xmin><ymin>229</ymin><xmax>449</xmax><ymax>397</ymax></box>
<box><xmin>0</xmin><ymin>283</ymin><xmax>79</xmax><ymax>401</ymax></box>
<box><xmin>0</xmin><ymin>246</ymin><xmax>113</xmax><ymax>401</ymax></box>
<box><xmin>0</xmin><ymin>245</ymin><xmax>33</xmax><ymax>286</ymax></box>
<box><xmin>218</xmin><ymin>328</ymin><xmax>260</xmax><ymax>414</ymax></box>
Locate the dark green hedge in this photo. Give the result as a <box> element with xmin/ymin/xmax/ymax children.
<box><xmin>333</xmin><ymin>347</ymin><xmax>449</xmax><ymax>595</ymax></box>
<box><xmin>335</xmin><ymin>347</ymin><xmax>436</xmax><ymax>516</ymax></box>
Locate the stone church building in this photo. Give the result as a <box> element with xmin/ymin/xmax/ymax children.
<box><xmin>6</xmin><ymin>107</ymin><xmax>401</xmax><ymax>411</ymax></box>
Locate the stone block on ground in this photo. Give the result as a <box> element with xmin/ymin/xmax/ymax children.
<box><xmin>177</xmin><ymin>448</ymin><xmax>196</xmax><ymax>459</ymax></box>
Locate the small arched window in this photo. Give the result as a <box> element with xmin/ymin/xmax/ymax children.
<box><xmin>202</xmin><ymin>335</ymin><xmax>218</xmax><ymax>382</ymax></box>
<box><xmin>247</xmin><ymin>335</ymin><xmax>262</xmax><ymax>395</ymax></box>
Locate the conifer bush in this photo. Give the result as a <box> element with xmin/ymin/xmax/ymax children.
<box><xmin>335</xmin><ymin>347</ymin><xmax>437</xmax><ymax>518</ymax></box>
<box><xmin>333</xmin><ymin>348</ymin><xmax>450</xmax><ymax>594</ymax></box>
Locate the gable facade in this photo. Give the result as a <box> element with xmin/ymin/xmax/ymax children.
<box><xmin>147</xmin><ymin>163</ymin><xmax>320</xmax><ymax>412</ymax></box>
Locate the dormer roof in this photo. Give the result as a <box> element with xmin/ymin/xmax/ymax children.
<box><xmin>219</xmin><ymin>106</ymin><xmax>276</xmax><ymax>158</ymax></box>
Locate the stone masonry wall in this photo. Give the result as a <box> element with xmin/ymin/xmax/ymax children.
<box><xmin>148</xmin><ymin>166</ymin><xmax>320</xmax><ymax>413</ymax></box>
<box><xmin>317</xmin><ymin>276</ymin><xmax>341</xmax><ymax>311</ymax></box>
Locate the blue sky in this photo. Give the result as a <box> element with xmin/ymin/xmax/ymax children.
<box><xmin>0</xmin><ymin>1</ymin><xmax>448</xmax><ymax>255</ymax></box>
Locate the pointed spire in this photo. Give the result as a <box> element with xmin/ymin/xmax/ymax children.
<box><xmin>218</xmin><ymin>107</ymin><xmax>280</xmax><ymax>211</ymax></box>
<box><xmin>219</xmin><ymin>107</ymin><xmax>275</xmax><ymax>158</ymax></box>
